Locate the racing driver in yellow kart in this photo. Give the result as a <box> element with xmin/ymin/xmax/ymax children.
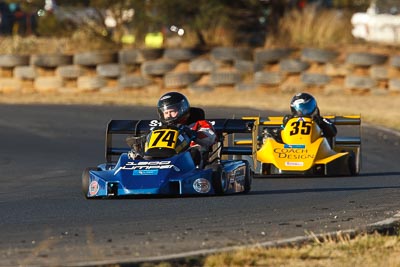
<box><xmin>268</xmin><ymin>92</ymin><xmax>337</xmax><ymax>143</ymax></box>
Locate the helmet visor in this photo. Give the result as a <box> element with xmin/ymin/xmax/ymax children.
<box><xmin>291</xmin><ymin>98</ymin><xmax>317</xmax><ymax>116</ymax></box>
<box><xmin>160</xmin><ymin>103</ymin><xmax>180</xmax><ymax>120</ymax></box>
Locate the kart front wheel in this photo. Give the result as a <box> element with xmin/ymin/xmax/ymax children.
<box><xmin>82</xmin><ymin>167</ymin><xmax>98</xmax><ymax>199</ymax></box>
<box><xmin>211</xmin><ymin>165</ymin><xmax>228</xmax><ymax>195</ymax></box>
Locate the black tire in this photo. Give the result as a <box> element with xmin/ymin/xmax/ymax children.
<box><xmin>210</xmin><ymin>71</ymin><xmax>242</xmax><ymax>86</ymax></box>
<box><xmin>345</xmin><ymin>75</ymin><xmax>377</xmax><ymax>89</ymax></box>
<box><xmin>118</xmin><ymin>48</ymin><xmax>163</xmax><ymax>64</ymax></box>
<box><xmin>73</xmin><ymin>52</ymin><xmax>117</xmax><ymax>66</ymax></box>
<box><xmin>118</xmin><ymin>75</ymin><xmax>152</xmax><ymax>89</ymax></box>
<box><xmin>254</xmin><ymin>48</ymin><xmax>293</xmax><ymax>64</ymax></box>
<box><xmin>346</xmin><ymin>52</ymin><xmax>388</xmax><ymax>67</ymax></box>
<box><xmin>348</xmin><ymin>151</ymin><xmax>358</xmax><ymax>176</ymax></box>
<box><xmin>301</xmin><ymin>73</ymin><xmax>331</xmax><ymax>86</ymax></box>
<box><xmin>211</xmin><ymin>47</ymin><xmax>252</xmax><ymax>61</ymax></box>
<box><xmin>211</xmin><ymin>164</ymin><xmax>228</xmax><ymax>195</ymax></box>
<box><xmin>279</xmin><ymin>59</ymin><xmax>310</xmax><ymax>73</ymax></box>
<box><xmin>0</xmin><ymin>54</ymin><xmax>29</xmax><ymax>67</ymax></box>
<box><xmin>243</xmin><ymin>161</ymin><xmax>252</xmax><ymax>193</ymax></box>
<box><xmin>254</xmin><ymin>71</ymin><xmax>285</xmax><ymax>85</ymax></box>
<box><xmin>82</xmin><ymin>167</ymin><xmax>97</xmax><ymax>199</ymax></box>
<box><xmin>30</xmin><ymin>54</ymin><xmax>73</xmax><ymax>68</ymax></box>
<box><xmin>163</xmin><ymin>48</ymin><xmax>204</xmax><ymax>61</ymax></box>
<box><xmin>189</xmin><ymin>59</ymin><xmax>215</xmax><ymax>74</ymax></box>
<box><xmin>141</xmin><ymin>60</ymin><xmax>177</xmax><ymax>76</ymax></box>
<box><xmin>56</xmin><ymin>65</ymin><xmax>85</xmax><ymax>79</ymax></box>
<box><xmin>234</xmin><ymin>60</ymin><xmax>254</xmax><ymax>73</ymax></box>
<box><xmin>301</xmin><ymin>48</ymin><xmax>338</xmax><ymax>63</ymax></box>
<box><xmin>164</xmin><ymin>72</ymin><xmax>201</xmax><ymax>88</ymax></box>
<box><xmin>96</xmin><ymin>63</ymin><xmax>122</xmax><ymax>78</ymax></box>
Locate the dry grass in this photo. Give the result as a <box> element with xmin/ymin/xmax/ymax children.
<box><xmin>0</xmin><ymin>33</ymin><xmax>117</xmax><ymax>54</ymax></box>
<box><xmin>1</xmin><ymin>87</ymin><xmax>399</xmax><ymax>131</ymax></box>
<box><xmin>265</xmin><ymin>4</ymin><xmax>355</xmax><ymax>48</ymax></box>
<box><xmin>203</xmin><ymin>232</ymin><xmax>400</xmax><ymax>267</ymax></box>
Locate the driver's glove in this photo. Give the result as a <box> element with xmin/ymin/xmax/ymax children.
<box><xmin>181</xmin><ymin>126</ymin><xmax>198</xmax><ymax>140</ymax></box>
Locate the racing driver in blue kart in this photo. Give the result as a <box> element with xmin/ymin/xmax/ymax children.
<box><xmin>129</xmin><ymin>91</ymin><xmax>217</xmax><ymax>168</ymax></box>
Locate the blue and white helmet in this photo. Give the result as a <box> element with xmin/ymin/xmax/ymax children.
<box><xmin>290</xmin><ymin>92</ymin><xmax>318</xmax><ymax>117</ymax></box>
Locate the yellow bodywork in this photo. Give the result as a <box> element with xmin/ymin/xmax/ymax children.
<box><xmin>238</xmin><ymin>115</ymin><xmax>361</xmax><ymax>175</ymax></box>
<box><xmin>256</xmin><ymin>117</ymin><xmax>347</xmax><ymax>172</ymax></box>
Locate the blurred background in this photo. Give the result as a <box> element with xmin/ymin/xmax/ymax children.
<box><xmin>0</xmin><ymin>0</ymin><xmax>394</xmax><ymax>53</ymax></box>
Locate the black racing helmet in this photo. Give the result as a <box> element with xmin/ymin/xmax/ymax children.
<box><xmin>290</xmin><ymin>92</ymin><xmax>318</xmax><ymax>117</ymax></box>
<box><xmin>157</xmin><ymin>92</ymin><xmax>190</xmax><ymax>125</ymax></box>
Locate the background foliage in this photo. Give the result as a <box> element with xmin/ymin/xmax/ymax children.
<box><xmin>0</xmin><ymin>0</ymin><xmax>372</xmax><ymax>53</ymax></box>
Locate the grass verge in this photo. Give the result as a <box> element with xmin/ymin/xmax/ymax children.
<box><xmin>0</xmin><ymin>88</ymin><xmax>399</xmax><ymax>131</ymax></box>
<box><xmin>135</xmin><ymin>222</ymin><xmax>400</xmax><ymax>267</ymax></box>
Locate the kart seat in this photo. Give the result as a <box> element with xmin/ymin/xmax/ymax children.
<box><xmin>187</xmin><ymin>107</ymin><xmax>205</xmax><ymax>124</ymax></box>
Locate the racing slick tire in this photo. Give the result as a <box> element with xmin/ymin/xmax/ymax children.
<box><xmin>348</xmin><ymin>151</ymin><xmax>359</xmax><ymax>176</ymax></box>
<box><xmin>211</xmin><ymin>164</ymin><xmax>228</xmax><ymax>195</ymax></box>
<box><xmin>82</xmin><ymin>167</ymin><xmax>98</xmax><ymax>199</ymax></box>
<box><xmin>244</xmin><ymin>161</ymin><xmax>252</xmax><ymax>193</ymax></box>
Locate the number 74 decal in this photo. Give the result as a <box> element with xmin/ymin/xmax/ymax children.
<box><xmin>147</xmin><ymin>129</ymin><xmax>179</xmax><ymax>149</ymax></box>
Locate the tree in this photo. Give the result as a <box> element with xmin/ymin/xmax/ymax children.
<box><xmin>149</xmin><ymin>0</ymin><xmax>268</xmax><ymax>47</ymax></box>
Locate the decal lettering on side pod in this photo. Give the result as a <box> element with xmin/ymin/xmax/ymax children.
<box><xmin>114</xmin><ymin>161</ymin><xmax>180</xmax><ymax>175</ymax></box>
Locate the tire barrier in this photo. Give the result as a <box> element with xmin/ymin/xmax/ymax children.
<box><xmin>14</xmin><ymin>66</ymin><xmax>37</xmax><ymax>80</ymax></box>
<box><xmin>118</xmin><ymin>75</ymin><xmax>152</xmax><ymax>89</ymax></box>
<box><xmin>73</xmin><ymin>51</ymin><xmax>117</xmax><ymax>66</ymax></box>
<box><xmin>279</xmin><ymin>59</ymin><xmax>310</xmax><ymax>73</ymax></box>
<box><xmin>254</xmin><ymin>71</ymin><xmax>285</xmax><ymax>86</ymax></box>
<box><xmin>346</xmin><ymin>52</ymin><xmax>388</xmax><ymax>67</ymax></box>
<box><xmin>56</xmin><ymin>65</ymin><xmax>85</xmax><ymax>79</ymax></box>
<box><xmin>0</xmin><ymin>54</ymin><xmax>30</xmax><ymax>67</ymax></box>
<box><xmin>301</xmin><ymin>73</ymin><xmax>331</xmax><ymax>86</ymax></box>
<box><xmin>0</xmin><ymin>47</ymin><xmax>398</xmax><ymax>95</ymax></box>
<box><xmin>30</xmin><ymin>54</ymin><xmax>73</xmax><ymax>68</ymax></box>
<box><xmin>301</xmin><ymin>48</ymin><xmax>339</xmax><ymax>63</ymax></box>
<box><xmin>211</xmin><ymin>47</ymin><xmax>253</xmax><ymax>62</ymax></box>
<box><xmin>164</xmin><ymin>72</ymin><xmax>201</xmax><ymax>88</ymax></box>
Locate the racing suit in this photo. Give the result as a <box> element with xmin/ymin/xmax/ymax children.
<box><xmin>183</xmin><ymin>119</ymin><xmax>217</xmax><ymax>168</ymax></box>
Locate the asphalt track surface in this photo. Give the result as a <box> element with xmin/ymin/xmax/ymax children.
<box><xmin>0</xmin><ymin>104</ymin><xmax>399</xmax><ymax>266</ymax></box>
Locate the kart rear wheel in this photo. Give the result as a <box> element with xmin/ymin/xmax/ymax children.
<box><xmin>348</xmin><ymin>151</ymin><xmax>358</xmax><ymax>176</ymax></box>
<box><xmin>211</xmin><ymin>165</ymin><xmax>228</xmax><ymax>195</ymax></box>
<box><xmin>82</xmin><ymin>167</ymin><xmax>98</xmax><ymax>199</ymax></box>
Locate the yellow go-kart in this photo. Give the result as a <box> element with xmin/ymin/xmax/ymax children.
<box><xmin>237</xmin><ymin>115</ymin><xmax>361</xmax><ymax>177</ymax></box>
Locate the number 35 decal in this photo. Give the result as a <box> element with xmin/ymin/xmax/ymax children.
<box><xmin>289</xmin><ymin>121</ymin><xmax>312</xmax><ymax>135</ymax></box>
